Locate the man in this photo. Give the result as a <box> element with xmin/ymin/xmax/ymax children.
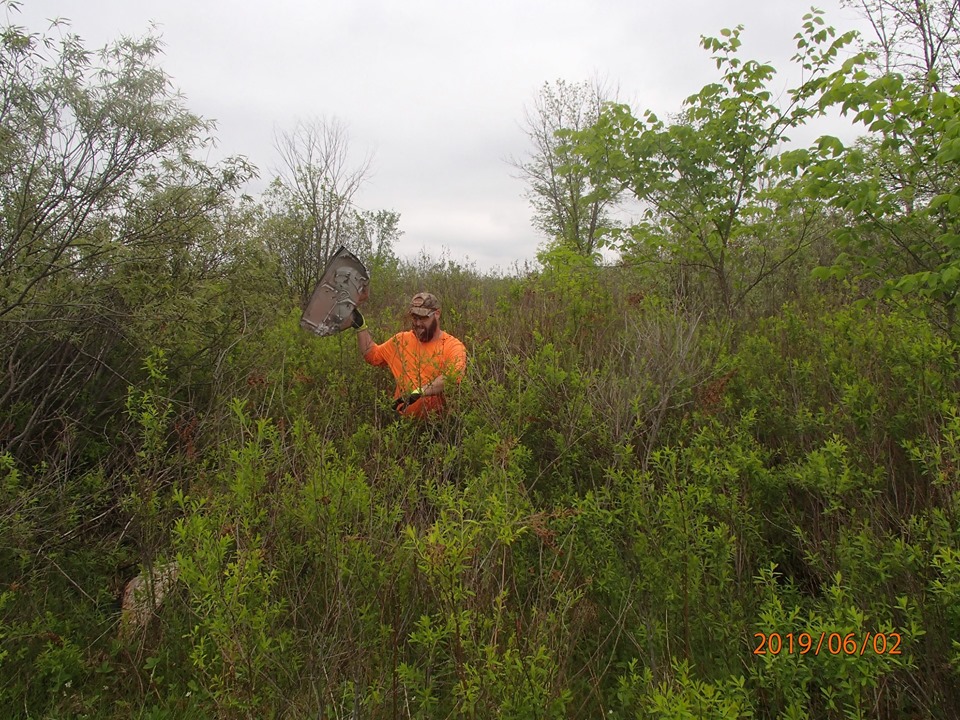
<box><xmin>352</xmin><ymin>292</ymin><xmax>467</xmax><ymax>417</ymax></box>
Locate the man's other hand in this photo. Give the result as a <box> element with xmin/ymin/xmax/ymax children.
<box><xmin>393</xmin><ymin>389</ymin><xmax>423</xmax><ymax>412</ymax></box>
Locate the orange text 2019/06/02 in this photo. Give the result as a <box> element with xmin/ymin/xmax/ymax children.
<box><xmin>753</xmin><ymin>631</ymin><xmax>902</xmax><ymax>656</ymax></box>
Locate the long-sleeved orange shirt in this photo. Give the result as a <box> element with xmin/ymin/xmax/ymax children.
<box><xmin>363</xmin><ymin>330</ymin><xmax>467</xmax><ymax>417</ymax></box>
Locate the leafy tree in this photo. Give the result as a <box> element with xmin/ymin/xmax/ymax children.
<box><xmin>0</xmin><ymin>16</ymin><xmax>260</xmax><ymax>462</ymax></box>
<box><xmin>807</xmin><ymin>67</ymin><xmax>960</xmax><ymax>336</ymax></box>
<box><xmin>568</xmin><ymin>14</ymin><xmax>860</xmax><ymax>313</ymax></box>
<box><xmin>795</xmin><ymin>0</ymin><xmax>960</xmax><ymax>337</ymax></box>
<box><xmin>510</xmin><ymin>79</ymin><xmax>622</xmax><ymax>257</ymax></box>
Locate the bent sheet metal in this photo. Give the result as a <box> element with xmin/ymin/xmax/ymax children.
<box><xmin>300</xmin><ymin>247</ymin><xmax>370</xmax><ymax>336</ymax></box>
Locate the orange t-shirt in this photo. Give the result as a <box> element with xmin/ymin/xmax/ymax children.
<box><xmin>364</xmin><ymin>330</ymin><xmax>467</xmax><ymax>417</ymax></box>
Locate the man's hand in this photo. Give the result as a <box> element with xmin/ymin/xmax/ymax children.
<box><xmin>393</xmin><ymin>389</ymin><xmax>423</xmax><ymax>412</ymax></box>
<box><xmin>351</xmin><ymin>309</ymin><xmax>366</xmax><ymax>331</ymax></box>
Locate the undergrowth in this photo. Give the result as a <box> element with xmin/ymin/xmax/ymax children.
<box><xmin>2</xmin><ymin>265</ymin><xmax>959</xmax><ymax>719</ymax></box>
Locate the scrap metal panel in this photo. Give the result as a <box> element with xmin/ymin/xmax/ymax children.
<box><xmin>299</xmin><ymin>247</ymin><xmax>370</xmax><ymax>337</ymax></box>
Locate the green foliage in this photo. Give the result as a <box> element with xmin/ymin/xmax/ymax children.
<box><xmin>569</xmin><ymin>11</ymin><xmax>860</xmax><ymax>314</ymax></box>
<box><xmin>174</xmin><ymin>492</ymin><xmax>293</xmax><ymax>716</ymax></box>
<box><xmin>6</xmin><ymin>258</ymin><xmax>960</xmax><ymax>718</ymax></box>
<box><xmin>806</xmin><ymin>71</ymin><xmax>960</xmax><ymax>336</ymax></box>
<box><xmin>0</xmin><ymin>16</ymin><xmax>274</xmax><ymax>473</ymax></box>
<box><xmin>617</xmin><ymin>659</ymin><xmax>754</xmax><ymax>719</ymax></box>
<box><xmin>4</xmin><ymin>7</ymin><xmax>960</xmax><ymax>720</ymax></box>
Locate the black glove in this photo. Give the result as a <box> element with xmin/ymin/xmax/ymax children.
<box><xmin>351</xmin><ymin>309</ymin><xmax>366</xmax><ymax>331</ymax></box>
<box><xmin>393</xmin><ymin>389</ymin><xmax>424</xmax><ymax>412</ymax></box>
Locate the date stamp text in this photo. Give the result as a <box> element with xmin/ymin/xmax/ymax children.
<box><xmin>753</xmin><ymin>632</ymin><xmax>902</xmax><ymax>656</ymax></box>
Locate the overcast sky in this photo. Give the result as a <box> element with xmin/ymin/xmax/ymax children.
<box><xmin>13</xmin><ymin>1</ymin><xmax>869</xmax><ymax>272</ymax></box>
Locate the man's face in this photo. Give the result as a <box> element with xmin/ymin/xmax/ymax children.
<box><xmin>411</xmin><ymin>310</ymin><xmax>439</xmax><ymax>342</ymax></box>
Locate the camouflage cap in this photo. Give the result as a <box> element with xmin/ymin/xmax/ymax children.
<box><xmin>409</xmin><ymin>292</ymin><xmax>440</xmax><ymax>316</ymax></box>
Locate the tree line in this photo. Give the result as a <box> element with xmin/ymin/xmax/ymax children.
<box><xmin>513</xmin><ymin>1</ymin><xmax>960</xmax><ymax>332</ymax></box>
<box><xmin>0</xmin><ymin>9</ymin><xmax>400</xmax><ymax>469</ymax></box>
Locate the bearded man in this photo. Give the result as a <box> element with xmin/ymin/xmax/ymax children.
<box><xmin>352</xmin><ymin>292</ymin><xmax>467</xmax><ymax>417</ymax></box>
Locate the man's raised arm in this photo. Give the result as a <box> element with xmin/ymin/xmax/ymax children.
<box><xmin>352</xmin><ymin>309</ymin><xmax>374</xmax><ymax>357</ymax></box>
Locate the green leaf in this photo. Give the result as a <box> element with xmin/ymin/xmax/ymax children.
<box><xmin>937</xmin><ymin>138</ymin><xmax>960</xmax><ymax>163</ymax></box>
<box><xmin>896</xmin><ymin>275</ymin><xmax>919</xmax><ymax>293</ymax></box>
<box><xmin>941</xmin><ymin>265</ymin><xmax>960</xmax><ymax>288</ymax></box>
<box><xmin>811</xmin><ymin>265</ymin><xmax>845</xmax><ymax>280</ymax></box>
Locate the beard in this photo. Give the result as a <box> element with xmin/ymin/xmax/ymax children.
<box><xmin>413</xmin><ymin>317</ymin><xmax>439</xmax><ymax>342</ymax></box>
